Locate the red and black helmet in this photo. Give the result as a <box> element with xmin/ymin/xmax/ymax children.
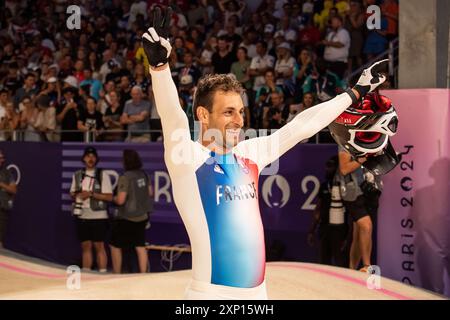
<box><xmin>329</xmin><ymin>92</ymin><xmax>401</xmax><ymax>175</ymax></box>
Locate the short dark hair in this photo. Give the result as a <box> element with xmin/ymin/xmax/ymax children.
<box><xmin>217</xmin><ymin>35</ymin><xmax>229</xmax><ymax>42</ymax></box>
<box><xmin>193</xmin><ymin>74</ymin><xmax>243</xmax><ymax>120</ymax></box>
<box><xmin>332</xmin><ymin>15</ymin><xmax>343</xmax><ymax>24</ymax></box>
<box><xmin>256</xmin><ymin>40</ymin><xmax>268</xmax><ymax>49</ymax></box>
<box><xmin>123</xmin><ymin>149</ymin><xmax>143</xmax><ymax>171</ymax></box>
<box><xmin>237</xmin><ymin>46</ymin><xmax>248</xmax><ymax>55</ymax></box>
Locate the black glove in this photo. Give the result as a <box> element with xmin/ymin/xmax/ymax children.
<box><xmin>142</xmin><ymin>6</ymin><xmax>173</xmax><ymax>68</ymax></box>
<box><xmin>353</xmin><ymin>59</ymin><xmax>389</xmax><ymax>97</ymax></box>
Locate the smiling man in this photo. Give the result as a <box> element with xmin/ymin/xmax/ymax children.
<box><xmin>143</xmin><ymin>7</ymin><xmax>388</xmax><ymax>299</ymax></box>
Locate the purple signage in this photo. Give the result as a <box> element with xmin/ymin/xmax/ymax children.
<box><xmin>1</xmin><ymin>141</ymin><xmax>337</xmax><ymax>266</ymax></box>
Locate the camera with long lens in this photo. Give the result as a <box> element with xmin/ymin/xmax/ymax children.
<box><xmin>72</xmin><ymin>201</ymin><xmax>83</xmax><ymax>216</ymax></box>
<box><xmin>72</xmin><ymin>190</ymin><xmax>83</xmax><ymax>216</ymax></box>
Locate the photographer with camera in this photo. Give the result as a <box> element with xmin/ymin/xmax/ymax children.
<box><xmin>70</xmin><ymin>146</ymin><xmax>113</xmax><ymax>272</ymax></box>
<box><xmin>338</xmin><ymin>146</ymin><xmax>382</xmax><ymax>272</ymax></box>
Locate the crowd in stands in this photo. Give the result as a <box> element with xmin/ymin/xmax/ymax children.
<box><xmin>0</xmin><ymin>0</ymin><xmax>398</xmax><ymax>142</ymax></box>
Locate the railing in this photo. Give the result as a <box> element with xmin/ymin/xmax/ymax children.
<box><xmin>344</xmin><ymin>37</ymin><xmax>399</xmax><ymax>88</ymax></box>
<box><xmin>0</xmin><ymin>128</ymin><xmax>336</xmax><ymax>144</ymax></box>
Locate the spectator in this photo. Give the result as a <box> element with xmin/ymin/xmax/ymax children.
<box><xmin>291</xmin><ymin>2</ymin><xmax>308</xmax><ymax>29</ymax></box>
<box><xmin>0</xmin><ymin>101</ymin><xmax>19</xmax><ymax>141</ymax></box>
<box><xmin>187</xmin><ymin>0</ymin><xmax>209</xmax><ymax>27</ymax></box>
<box><xmin>274</xmin><ymin>42</ymin><xmax>297</xmax><ymax>98</ymax></box>
<box><xmin>198</xmin><ymin>35</ymin><xmax>217</xmax><ymax>75</ymax></box>
<box><xmin>238</xmin><ymin>28</ymin><xmax>258</xmax><ymax>59</ymax></box>
<box><xmin>56</xmin><ymin>87</ymin><xmax>83</xmax><ymax>142</ymax></box>
<box><xmin>294</xmin><ymin>49</ymin><xmax>314</xmax><ymax>99</ymax></box>
<box><xmin>2</xmin><ymin>63</ymin><xmax>22</xmax><ymax>94</ymax></box>
<box><xmin>278</xmin><ymin>16</ymin><xmax>298</xmax><ymax>45</ymax></box>
<box><xmin>231</xmin><ymin>47</ymin><xmax>253</xmax><ymax>91</ymax></box>
<box><xmin>103</xmin><ymin>91</ymin><xmax>124</xmax><ymax>142</ymax></box>
<box><xmin>73</xmin><ymin>60</ymin><xmax>85</xmax><ymax>84</ymax></box>
<box><xmin>363</xmin><ymin>14</ymin><xmax>389</xmax><ymax>60</ymax></box>
<box><xmin>34</xmin><ymin>95</ymin><xmax>57</xmax><ymax>142</ymax></box>
<box><xmin>262</xmin><ymin>24</ymin><xmax>275</xmax><ymax>52</ymax></box>
<box><xmin>118</xmin><ymin>76</ymin><xmax>132</xmax><ymax>107</ymax></box>
<box><xmin>177</xmin><ymin>51</ymin><xmax>202</xmax><ymax>86</ymax></box>
<box><xmin>211</xmin><ymin>36</ymin><xmax>236</xmax><ymax>74</ymax></box>
<box><xmin>99</xmin><ymin>49</ymin><xmax>113</xmax><ymax>83</ymax></box>
<box><xmin>38</xmin><ymin>77</ymin><xmax>61</xmax><ymax>107</ymax></box>
<box><xmin>338</xmin><ymin>147</ymin><xmax>382</xmax><ymax>272</ymax></box>
<box><xmin>97</xmin><ymin>80</ymin><xmax>117</xmax><ymax>114</ymax></box>
<box><xmin>381</xmin><ymin>0</ymin><xmax>399</xmax><ymax>41</ymax></box>
<box><xmin>80</xmin><ymin>67</ymin><xmax>103</xmax><ymax>102</ymax></box>
<box><xmin>77</xmin><ymin>96</ymin><xmax>105</xmax><ymax>142</ymax></box>
<box><xmin>0</xmin><ymin>90</ymin><xmax>18</xmax><ymax>141</ymax></box>
<box><xmin>255</xmin><ymin>69</ymin><xmax>284</xmax><ymax>107</ymax></box>
<box><xmin>297</xmin><ymin>17</ymin><xmax>322</xmax><ymax>48</ymax></box>
<box><xmin>13</xmin><ymin>74</ymin><xmax>39</xmax><ymax>108</ymax></box>
<box><xmin>265</xmin><ymin>107</ymin><xmax>283</xmax><ymax>130</ymax></box>
<box><xmin>105</xmin><ymin>59</ymin><xmax>124</xmax><ymax>84</ymax></box>
<box><xmin>178</xmin><ymin>74</ymin><xmax>196</xmax><ymax>126</ymax></box>
<box><xmin>218</xmin><ymin>0</ymin><xmax>247</xmax><ymax>25</ymax></box>
<box><xmin>249</xmin><ymin>12</ymin><xmax>264</xmax><ymax>34</ymax></box>
<box><xmin>270</xmin><ymin>30</ymin><xmax>287</xmax><ymax>57</ymax></box>
<box><xmin>324</xmin><ymin>7</ymin><xmax>340</xmax><ymax>35</ymax></box>
<box><xmin>120</xmin><ymin>86</ymin><xmax>151</xmax><ymax>143</ymax></box>
<box><xmin>344</xmin><ymin>1</ymin><xmax>366</xmax><ymax>73</ymax></box>
<box><xmin>0</xmin><ymin>150</ymin><xmax>17</xmax><ymax>247</ymax></box>
<box><xmin>249</xmin><ymin>41</ymin><xmax>275</xmax><ymax>92</ymax></box>
<box><xmin>308</xmin><ymin>156</ymin><xmax>348</xmax><ymax>267</ymax></box>
<box><xmin>19</xmin><ymin>96</ymin><xmax>41</xmax><ymax>142</ymax></box>
<box><xmin>87</xmin><ymin>51</ymin><xmax>101</xmax><ymax>76</ymax></box>
<box><xmin>322</xmin><ymin>15</ymin><xmax>351</xmax><ymax>79</ymax></box>
<box><xmin>131</xmin><ymin>63</ymin><xmax>150</xmax><ymax>96</ymax></box>
<box><xmin>303</xmin><ymin>58</ymin><xmax>344</xmax><ymax>102</ymax></box>
<box><xmin>173</xmin><ymin>36</ymin><xmax>188</xmax><ymax>62</ymax></box>
<box><xmin>263</xmin><ymin>91</ymin><xmax>288</xmax><ymax>129</ymax></box>
<box><xmin>111</xmin><ymin>149</ymin><xmax>153</xmax><ymax>274</ymax></box>
<box><xmin>70</xmin><ymin>147</ymin><xmax>112</xmax><ymax>272</ymax></box>
<box><xmin>302</xmin><ymin>0</ymin><xmax>315</xmax><ymax>17</ymax></box>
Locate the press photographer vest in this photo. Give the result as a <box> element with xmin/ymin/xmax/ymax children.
<box><xmin>73</xmin><ymin>168</ymin><xmax>107</xmax><ymax>211</ymax></box>
<box><xmin>118</xmin><ymin>170</ymin><xmax>150</xmax><ymax>219</ymax></box>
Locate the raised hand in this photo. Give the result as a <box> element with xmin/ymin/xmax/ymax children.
<box><xmin>142</xmin><ymin>7</ymin><xmax>173</xmax><ymax>68</ymax></box>
<box><xmin>354</xmin><ymin>59</ymin><xmax>389</xmax><ymax>97</ymax></box>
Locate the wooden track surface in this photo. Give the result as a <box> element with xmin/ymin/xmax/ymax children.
<box><xmin>0</xmin><ymin>250</ymin><xmax>444</xmax><ymax>300</ymax></box>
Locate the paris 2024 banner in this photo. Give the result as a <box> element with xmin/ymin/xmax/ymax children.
<box><xmin>378</xmin><ymin>89</ymin><xmax>450</xmax><ymax>297</ymax></box>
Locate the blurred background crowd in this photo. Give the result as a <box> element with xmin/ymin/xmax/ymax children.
<box><xmin>0</xmin><ymin>0</ymin><xmax>398</xmax><ymax>142</ymax></box>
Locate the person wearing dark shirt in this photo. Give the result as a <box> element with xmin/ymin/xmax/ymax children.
<box><xmin>77</xmin><ymin>96</ymin><xmax>105</xmax><ymax>142</ymax></box>
<box><xmin>176</xmin><ymin>51</ymin><xmax>202</xmax><ymax>86</ymax></box>
<box><xmin>118</xmin><ymin>76</ymin><xmax>132</xmax><ymax>107</ymax></box>
<box><xmin>265</xmin><ymin>107</ymin><xmax>283</xmax><ymax>130</ymax></box>
<box><xmin>211</xmin><ymin>36</ymin><xmax>237</xmax><ymax>74</ymax></box>
<box><xmin>308</xmin><ymin>156</ymin><xmax>348</xmax><ymax>267</ymax></box>
<box><xmin>103</xmin><ymin>91</ymin><xmax>124</xmax><ymax>141</ymax></box>
<box><xmin>56</xmin><ymin>87</ymin><xmax>84</xmax><ymax>142</ymax></box>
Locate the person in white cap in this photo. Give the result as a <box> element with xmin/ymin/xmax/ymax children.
<box><xmin>63</xmin><ymin>75</ymin><xmax>79</xmax><ymax>89</ymax></box>
<box><xmin>37</xmin><ymin>76</ymin><xmax>61</xmax><ymax>107</ymax></box>
<box><xmin>262</xmin><ymin>24</ymin><xmax>275</xmax><ymax>51</ymax></box>
<box><xmin>274</xmin><ymin>42</ymin><xmax>296</xmax><ymax>96</ymax></box>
